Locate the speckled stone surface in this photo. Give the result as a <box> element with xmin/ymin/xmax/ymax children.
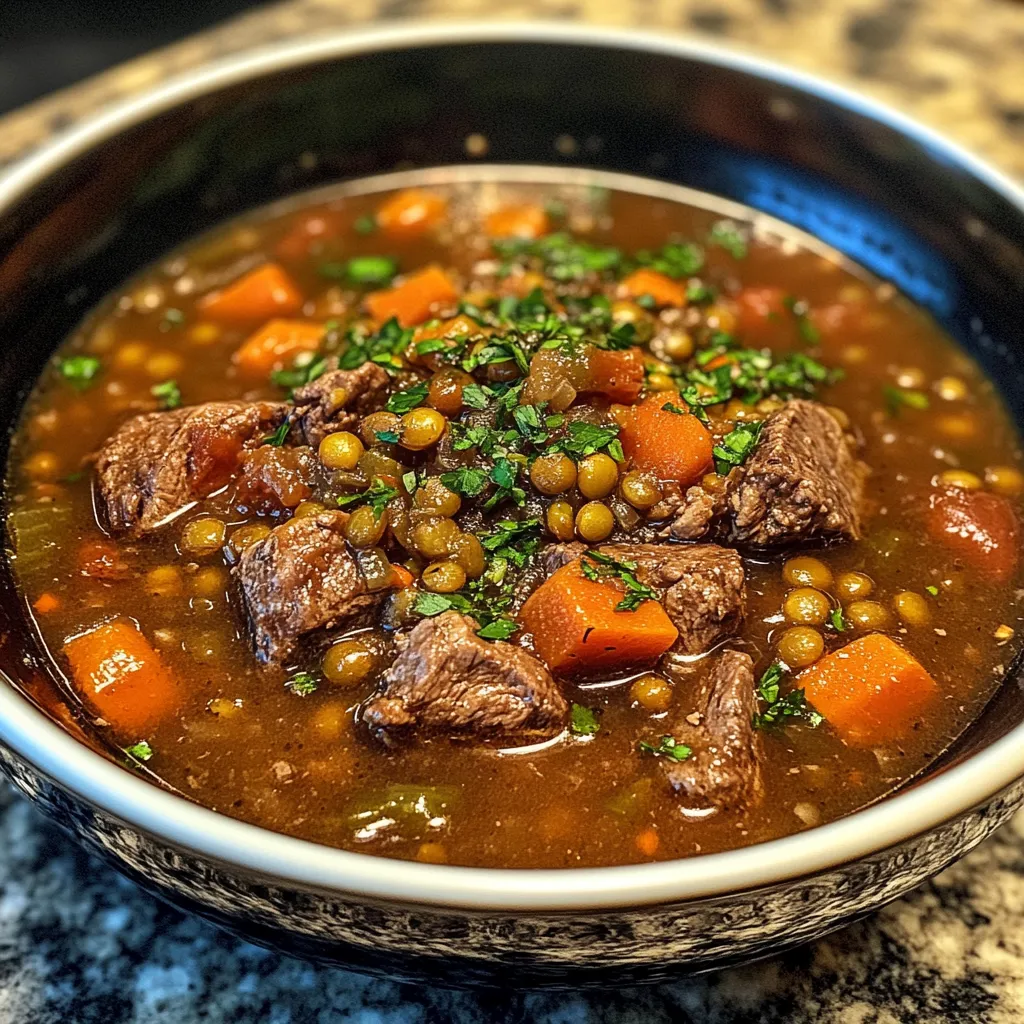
<box><xmin>2</xmin><ymin>1</ymin><xmax>1024</xmax><ymax>1021</ymax></box>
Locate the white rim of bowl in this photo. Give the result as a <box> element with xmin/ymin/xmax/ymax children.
<box><xmin>1</xmin><ymin>21</ymin><xmax>1023</xmax><ymax>913</ymax></box>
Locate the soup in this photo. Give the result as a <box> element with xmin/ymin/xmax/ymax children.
<box><xmin>6</xmin><ymin>173</ymin><xmax>1023</xmax><ymax>869</ymax></box>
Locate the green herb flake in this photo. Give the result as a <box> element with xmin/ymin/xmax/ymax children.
<box><xmin>661</xmin><ymin>402</ymin><xmax>687</xmax><ymax>416</ymax></box>
<box><xmin>830</xmin><ymin>606</ymin><xmax>848</xmax><ymax>632</ymax></box>
<box><xmin>549</xmin><ymin>421</ymin><xmax>622</xmax><ymax>462</ymax></box>
<box><xmin>708</xmin><ymin>220</ymin><xmax>748</xmax><ymax>259</ymax></box>
<box><xmin>124</xmin><ymin>740</ymin><xmax>153</xmax><ymax>762</ymax></box>
<box><xmin>883</xmin><ymin>385</ymin><xmax>930</xmax><ymax>416</ymax></box>
<box><xmin>476</xmin><ymin>618</ymin><xmax>520</xmax><ymax>641</ymax></box>
<box><xmin>413</xmin><ymin>592</ymin><xmax>456</xmax><ymax>617</ymax></box>
<box><xmin>354</xmin><ymin>214</ymin><xmax>377</xmax><ymax>235</ymax></box>
<box><xmin>386</xmin><ymin>381</ymin><xmax>429</xmax><ymax>415</ymax></box>
<box><xmin>262</xmin><ymin>421</ymin><xmax>291</xmax><ymax>447</ymax></box>
<box><xmin>783</xmin><ymin>295</ymin><xmax>821</xmax><ymax>345</ymax></box>
<box><xmin>271</xmin><ymin>352</ymin><xmax>328</xmax><ymax>393</ymax></box>
<box><xmin>320</xmin><ymin>255</ymin><xmax>397</xmax><ymax>285</ymax></box>
<box><xmin>633</xmin><ymin>241</ymin><xmax>704</xmax><ymax>278</ymax></box>
<box><xmin>581</xmin><ymin>550</ymin><xmax>659</xmax><ymax>613</ymax></box>
<box><xmin>59</xmin><ymin>355</ymin><xmax>101</xmax><ymax>389</ymax></box>
<box><xmin>402</xmin><ymin>470</ymin><xmax>419</xmax><ymax>494</ymax></box>
<box><xmin>460</xmin><ymin>383</ymin><xmax>491</xmax><ymax>410</ymax></box>
<box><xmin>570</xmin><ymin>703</ymin><xmax>601</xmax><ymax>736</ymax></box>
<box><xmin>375</xmin><ymin>429</ymin><xmax>400</xmax><ymax>444</ymax></box>
<box><xmin>712</xmin><ymin>421</ymin><xmax>764</xmax><ymax>475</ymax></box>
<box><xmin>336</xmin><ymin>477</ymin><xmax>399</xmax><ymax>520</ymax></box>
<box><xmin>925</xmin><ymin>585</ymin><xmax>939</xmax><ymax>597</ymax></box>
<box><xmin>638</xmin><ymin>735</ymin><xmax>692</xmax><ymax>761</ymax></box>
<box><xmin>753</xmin><ymin>661</ymin><xmax>824</xmax><ymax>729</ymax></box>
<box><xmin>151</xmin><ymin>379</ymin><xmax>182</xmax><ymax>410</ymax></box>
<box><xmin>285</xmin><ymin>672</ymin><xmax>318</xmax><ymax>697</ymax></box>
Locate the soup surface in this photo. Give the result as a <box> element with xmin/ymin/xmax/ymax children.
<box><xmin>6</xmin><ymin>172</ymin><xmax>1024</xmax><ymax>868</ymax></box>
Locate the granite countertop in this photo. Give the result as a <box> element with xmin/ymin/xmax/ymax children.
<box><xmin>3</xmin><ymin>1</ymin><xmax>1024</xmax><ymax>1020</ymax></box>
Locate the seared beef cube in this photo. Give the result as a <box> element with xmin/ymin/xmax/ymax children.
<box><xmin>292</xmin><ymin>362</ymin><xmax>391</xmax><ymax>447</ymax></box>
<box><xmin>663</xmin><ymin>650</ymin><xmax>764</xmax><ymax>816</ymax></box>
<box><xmin>94</xmin><ymin>401</ymin><xmax>287</xmax><ymax>535</ymax></box>
<box><xmin>656</xmin><ymin>479</ymin><xmax>732</xmax><ymax>542</ymax></box>
<box><xmin>362</xmin><ymin>612</ymin><xmax>568</xmax><ymax>743</ymax></box>
<box><xmin>728</xmin><ymin>399</ymin><xmax>867</xmax><ymax>548</ymax></box>
<box><xmin>234</xmin><ymin>510</ymin><xmax>380</xmax><ymax>665</ymax></box>
<box><xmin>541</xmin><ymin>541</ymin><xmax>586</xmax><ymax>576</ymax></box>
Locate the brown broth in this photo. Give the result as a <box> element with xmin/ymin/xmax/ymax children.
<box><xmin>6</xmin><ymin>171</ymin><xmax>1024</xmax><ymax>868</ymax></box>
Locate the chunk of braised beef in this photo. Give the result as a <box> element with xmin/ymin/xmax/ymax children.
<box><xmin>655</xmin><ymin>478</ymin><xmax>732</xmax><ymax>542</ymax></box>
<box><xmin>361</xmin><ymin>611</ymin><xmax>568</xmax><ymax>744</ymax></box>
<box><xmin>93</xmin><ymin>401</ymin><xmax>287</xmax><ymax>535</ymax></box>
<box><xmin>727</xmin><ymin>399</ymin><xmax>867</xmax><ymax>548</ymax></box>
<box><xmin>663</xmin><ymin>649</ymin><xmax>764</xmax><ymax>816</ymax></box>
<box><xmin>233</xmin><ymin>510</ymin><xmax>381</xmax><ymax>665</ymax></box>
<box><xmin>234</xmin><ymin>445</ymin><xmax>318</xmax><ymax>515</ymax></box>
<box><xmin>292</xmin><ymin>361</ymin><xmax>391</xmax><ymax>447</ymax></box>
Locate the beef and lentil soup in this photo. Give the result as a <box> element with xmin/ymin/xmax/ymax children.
<box><xmin>6</xmin><ymin>173</ymin><xmax>1023</xmax><ymax>868</ymax></box>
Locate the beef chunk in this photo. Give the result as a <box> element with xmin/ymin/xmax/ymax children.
<box><xmin>663</xmin><ymin>650</ymin><xmax>764</xmax><ymax>816</ymax></box>
<box><xmin>655</xmin><ymin>478</ymin><xmax>733</xmax><ymax>542</ymax></box>
<box><xmin>727</xmin><ymin>399</ymin><xmax>867</xmax><ymax>548</ymax></box>
<box><xmin>94</xmin><ymin>401</ymin><xmax>287</xmax><ymax>535</ymax></box>
<box><xmin>234</xmin><ymin>510</ymin><xmax>380</xmax><ymax>665</ymax></box>
<box><xmin>292</xmin><ymin>362</ymin><xmax>391</xmax><ymax>447</ymax></box>
<box><xmin>541</xmin><ymin>541</ymin><xmax>586</xmax><ymax>576</ymax></box>
<box><xmin>362</xmin><ymin>612</ymin><xmax>568</xmax><ymax>743</ymax></box>
<box><xmin>599</xmin><ymin>544</ymin><xmax>745</xmax><ymax>655</ymax></box>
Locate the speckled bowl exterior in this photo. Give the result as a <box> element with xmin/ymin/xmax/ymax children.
<box><xmin>1</xmin><ymin>24</ymin><xmax>1023</xmax><ymax>988</ymax></box>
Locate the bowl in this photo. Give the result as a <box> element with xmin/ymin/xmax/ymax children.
<box><xmin>1</xmin><ymin>22</ymin><xmax>1024</xmax><ymax>988</ymax></box>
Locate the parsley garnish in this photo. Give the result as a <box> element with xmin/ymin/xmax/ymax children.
<box><xmin>320</xmin><ymin>255</ymin><xmax>397</xmax><ymax>285</ymax></box>
<box><xmin>386</xmin><ymin>381</ymin><xmax>429</xmax><ymax>415</ymax></box>
<box><xmin>262</xmin><ymin>421</ymin><xmax>291</xmax><ymax>447</ymax></box>
<box><xmin>783</xmin><ymin>295</ymin><xmax>821</xmax><ymax>344</ymax></box>
<box><xmin>271</xmin><ymin>352</ymin><xmax>328</xmax><ymax>392</ymax></box>
<box><xmin>439</xmin><ymin>467</ymin><xmax>490</xmax><ymax>498</ymax></box>
<box><xmin>285</xmin><ymin>672</ymin><xmax>318</xmax><ymax>697</ymax></box>
<box><xmin>830</xmin><ymin>606</ymin><xmax>848</xmax><ymax>632</ymax></box>
<box><xmin>638</xmin><ymin>735</ymin><xmax>692</xmax><ymax>761</ymax></box>
<box><xmin>151</xmin><ymin>379</ymin><xmax>182</xmax><ymax>410</ymax></box>
<box><xmin>124</xmin><ymin>740</ymin><xmax>153</xmax><ymax>762</ymax></box>
<box><xmin>753</xmin><ymin>662</ymin><xmax>823</xmax><ymax>729</ymax></box>
<box><xmin>883</xmin><ymin>385</ymin><xmax>930</xmax><ymax>416</ymax></box>
<box><xmin>479</xmin><ymin>518</ymin><xmax>542</xmax><ymax>570</ymax></box>
<box><xmin>460</xmin><ymin>383</ymin><xmax>490</xmax><ymax>410</ymax></box>
<box><xmin>354</xmin><ymin>214</ymin><xmax>377</xmax><ymax>235</ymax></box>
<box><xmin>375</xmin><ymin>429</ymin><xmax>400</xmax><ymax>444</ymax></box>
<box><xmin>925</xmin><ymin>585</ymin><xmax>939</xmax><ymax>597</ymax></box>
<box><xmin>548</xmin><ymin>421</ymin><xmax>624</xmax><ymax>463</ymax></box>
<box><xmin>570</xmin><ymin>703</ymin><xmax>601</xmax><ymax>736</ymax></box>
<box><xmin>581</xmin><ymin>550</ymin><xmax>658</xmax><ymax>612</ymax></box>
<box><xmin>336</xmin><ymin>477</ymin><xmax>398</xmax><ymax>520</ymax></box>
<box><xmin>493</xmin><ymin>232</ymin><xmax>621</xmax><ymax>282</ymax></box>
<box><xmin>412</xmin><ymin>590</ymin><xmax>519</xmax><ymax>642</ymax></box>
<box><xmin>661</xmin><ymin>402</ymin><xmax>687</xmax><ymax>416</ymax></box>
<box><xmin>338</xmin><ymin>317</ymin><xmax>413</xmax><ymax>372</ymax></box>
<box><xmin>59</xmin><ymin>355</ymin><xmax>101</xmax><ymax>389</ymax></box>
<box><xmin>708</xmin><ymin>220</ymin><xmax>748</xmax><ymax>259</ymax></box>
<box><xmin>713</xmin><ymin>421</ymin><xmax>764</xmax><ymax>475</ymax></box>
<box><xmin>483</xmin><ymin>457</ymin><xmax>526</xmax><ymax>510</ymax></box>
<box><xmin>632</xmin><ymin>241</ymin><xmax>704</xmax><ymax>278</ymax></box>
<box><xmin>476</xmin><ymin>618</ymin><xmax>520</xmax><ymax>640</ymax></box>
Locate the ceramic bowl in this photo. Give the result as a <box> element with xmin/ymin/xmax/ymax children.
<box><xmin>1</xmin><ymin>23</ymin><xmax>1023</xmax><ymax>987</ymax></box>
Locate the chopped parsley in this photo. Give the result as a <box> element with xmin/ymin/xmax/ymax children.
<box><xmin>124</xmin><ymin>740</ymin><xmax>153</xmax><ymax>762</ymax></box>
<box><xmin>753</xmin><ymin>661</ymin><xmax>823</xmax><ymax>729</ymax></box>
<box><xmin>262</xmin><ymin>421</ymin><xmax>291</xmax><ymax>447</ymax></box>
<box><xmin>925</xmin><ymin>585</ymin><xmax>939</xmax><ymax>597</ymax></box>
<box><xmin>661</xmin><ymin>402</ymin><xmax>687</xmax><ymax>416</ymax></box>
<box><xmin>483</xmin><ymin>456</ymin><xmax>527</xmax><ymax>510</ymax></box>
<box><xmin>830</xmin><ymin>606</ymin><xmax>848</xmax><ymax>632</ymax></box>
<box><xmin>708</xmin><ymin>220</ymin><xmax>748</xmax><ymax>259</ymax></box>
<box><xmin>439</xmin><ymin>466</ymin><xmax>490</xmax><ymax>498</ymax></box>
<box><xmin>412</xmin><ymin>589</ymin><xmax>519</xmax><ymax>642</ymax></box>
<box><xmin>783</xmin><ymin>295</ymin><xmax>821</xmax><ymax>344</ymax></box>
<box><xmin>581</xmin><ymin>550</ymin><xmax>658</xmax><ymax>612</ymax></box>
<box><xmin>479</xmin><ymin>518</ymin><xmax>542</xmax><ymax>571</ymax></box>
<box><xmin>476</xmin><ymin>618</ymin><xmax>520</xmax><ymax>641</ymax></box>
<box><xmin>336</xmin><ymin>477</ymin><xmax>398</xmax><ymax>520</ymax></box>
<box><xmin>386</xmin><ymin>381</ymin><xmax>429</xmax><ymax>415</ymax></box>
<box><xmin>883</xmin><ymin>385</ymin><xmax>930</xmax><ymax>416</ymax></box>
<box><xmin>570</xmin><ymin>703</ymin><xmax>601</xmax><ymax>736</ymax></box>
<box><xmin>59</xmin><ymin>355</ymin><xmax>101</xmax><ymax>389</ymax></box>
<box><xmin>638</xmin><ymin>735</ymin><xmax>692</xmax><ymax>761</ymax></box>
<box><xmin>338</xmin><ymin>317</ymin><xmax>413</xmax><ymax>372</ymax></box>
<box><xmin>374</xmin><ymin>429</ymin><xmax>400</xmax><ymax>444</ymax></box>
<box><xmin>632</xmin><ymin>241</ymin><xmax>704</xmax><ymax>278</ymax></box>
<box><xmin>320</xmin><ymin>255</ymin><xmax>397</xmax><ymax>285</ymax></box>
<box><xmin>354</xmin><ymin>214</ymin><xmax>377</xmax><ymax>235</ymax></box>
<box><xmin>285</xmin><ymin>672</ymin><xmax>318</xmax><ymax>697</ymax></box>
<box><xmin>548</xmin><ymin>421</ymin><xmax>624</xmax><ymax>463</ymax></box>
<box><xmin>493</xmin><ymin>232</ymin><xmax>622</xmax><ymax>282</ymax></box>
<box><xmin>271</xmin><ymin>351</ymin><xmax>328</xmax><ymax>392</ymax></box>
<box><xmin>151</xmin><ymin>379</ymin><xmax>182</xmax><ymax>410</ymax></box>
<box><xmin>460</xmin><ymin>383</ymin><xmax>490</xmax><ymax>410</ymax></box>
<box><xmin>712</xmin><ymin>420</ymin><xmax>764</xmax><ymax>475</ymax></box>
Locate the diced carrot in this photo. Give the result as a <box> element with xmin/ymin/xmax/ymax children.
<box><xmin>485</xmin><ymin>204</ymin><xmax>549</xmax><ymax>240</ymax></box>
<box><xmin>77</xmin><ymin>539</ymin><xmax>129</xmax><ymax>580</ymax></box>
<box><xmin>233</xmin><ymin>319</ymin><xmax>324</xmax><ymax>377</ymax></box>
<box><xmin>620</xmin><ymin>391</ymin><xmax>713</xmax><ymax>485</ymax></box>
<box><xmin>926</xmin><ymin>489</ymin><xmax>1019</xmax><ymax>584</ymax></box>
<box><xmin>635</xmin><ymin>828</ymin><xmax>660</xmax><ymax>857</ymax></box>
<box><xmin>586</xmin><ymin>346</ymin><xmax>645</xmax><ymax>403</ymax></box>
<box><xmin>800</xmin><ymin>634</ymin><xmax>939</xmax><ymax>747</ymax></box>
<box><xmin>63</xmin><ymin>619</ymin><xmax>179</xmax><ymax>733</ymax></box>
<box><xmin>365</xmin><ymin>264</ymin><xmax>458</xmax><ymax>327</ymax></box>
<box><xmin>412</xmin><ymin>314</ymin><xmax>487</xmax><ymax>345</ymax></box>
<box><xmin>619</xmin><ymin>269</ymin><xmax>685</xmax><ymax>307</ymax></box>
<box><xmin>520</xmin><ymin>559</ymin><xmax>678</xmax><ymax>675</ymax></box>
<box><xmin>375</xmin><ymin>189</ymin><xmax>447</xmax><ymax>238</ymax></box>
<box><xmin>734</xmin><ymin>285</ymin><xmax>788</xmax><ymax>336</ymax></box>
<box><xmin>198</xmin><ymin>263</ymin><xmax>304</xmax><ymax>322</ymax></box>
<box><xmin>389</xmin><ymin>564</ymin><xmax>415</xmax><ymax>589</ymax></box>
<box><xmin>33</xmin><ymin>592</ymin><xmax>60</xmax><ymax>614</ymax></box>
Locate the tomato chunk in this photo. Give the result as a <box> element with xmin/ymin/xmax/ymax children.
<box><xmin>927</xmin><ymin>488</ymin><xmax>1019</xmax><ymax>583</ymax></box>
<box><xmin>586</xmin><ymin>346</ymin><xmax>645</xmax><ymax>403</ymax></box>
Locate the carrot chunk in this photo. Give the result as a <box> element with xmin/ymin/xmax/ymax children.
<box><xmin>520</xmin><ymin>559</ymin><xmax>678</xmax><ymax>675</ymax></box>
<box><xmin>63</xmin><ymin>619</ymin><xmax>179</xmax><ymax>733</ymax></box>
<box><xmin>586</xmin><ymin>346</ymin><xmax>645</xmax><ymax>403</ymax></box>
<box><xmin>412</xmin><ymin>314</ymin><xmax>487</xmax><ymax>344</ymax></box>
<box><xmin>198</xmin><ymin>263</ymin><xmax>304</xmax><ymax>322</ymax></box>
<box><xmin>365</xmin><ymin>264</ymin><xmax>458</xmax><ymax>327</ymax></box>
<box><xmin>620</xmin><ymin>391</ymin><xmax>713</xmax><ymax>485</ymax></box>
<box><xmin>485</xmin><ymin>204</ymin><xmax>550</xmax><ymax>240</ymax></box>
<box><xmin>800</xmin><ymin>633</ymin><xmax>939</xmax><ymax>747</ymax></box>
<box><xmin>375</xmin><ymin>189</ymin><xmax>447</xmax><ymax>238</ymax></box>
<box><xmin>33</xmin><ymin>593</ymin><xmax>60</xmax><ymax>614</ymax></box>
<box><xmin>619</xmin><ymin>269</ymin><xmax>685</xmax><ymax>308</ymax></box>
<box><xmin>233</xmin><ymin>319</ymin><xmax>324</xmax><ymax>377</ymax></box>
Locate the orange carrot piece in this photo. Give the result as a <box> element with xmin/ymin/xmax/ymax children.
<box><xmin>63</xmin><ymin>619</ymin><xmax>179</xmax><ymax>733</ymax></box>
<box><xmin>33</xmin><ymin>593</ymin><xmax>60</xmax><ymax>614</ymax></box>
<box><xmin>233</xmin><ymin>319</ymin><xmax>324</xmax><ymax>377</ymax></box>
<box><xmin>412</xmin><ymin>314</ymin><xmax>488</xmax><ymax>345</ymax></box>
<box><xmin>375</xmin><ymin>189</ymin><xmax>447</xmax><ymax>238</ymax></box>
<box><xmin>619</xmin><ymin>269</ymin><xmax>686</xmax><ymax>307</ymax></box>
<box><xmin>198</xmin><ymin>263</ymin><xmax>304</xmax><ymax>322</ymax></box>
<box><xmin>586</xmin><ymin>346</ymin><xmax>645</xmax><ymax>403</ymax></box>
<box><xmin>365</xmin><ymin>264</ymin><xmax>458</xmax><ymax>327</ymax></box>
<box><xmin>800</xmin><ymin>634</ymin><xmax>939</xmax><ymax>747</ymax></box>
<box><xmin>389</xmin><ymin>564</ymin><xmax>415</xmax><ymax>589</ymax></box>
<box><xmin>635</xmin><ymin>828</ymin><xmax>660</xmax><ymax>857</ymax></box>
<box><xmin>485</xmin><ymin>204</ymin><xmax>550</xmax><ymax>240</ymax></box>
<box><xmin>274</xmin><ymin>213</ymin><xmax>343</xmax><ymax>260</ymax></box>
<box><xmin>620</xmin><ymin>391</ymin><xmax>713</xmax><ymax>485</ymax></box>
<box><xmin>521</xmin><ymin>560</ymin><xmax>678</xmax><ymax>675</ymax></box>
